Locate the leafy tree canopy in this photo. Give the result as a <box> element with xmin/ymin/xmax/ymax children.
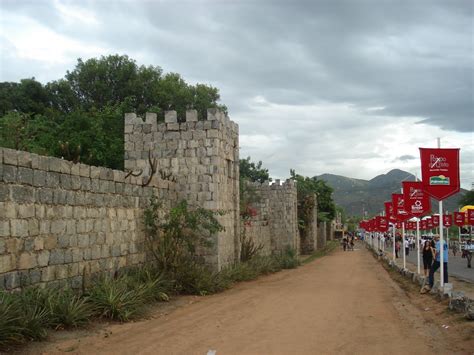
<box><xmin>239</xmin><ymin>156</ymin><xmax>271</xmax><ymax>183</ymax></box>
<box><xmin>290</xmin><ymin>169</ymin><xmax>337</xmax><ymax>222</ymax></box>
<box><xmin>0</xmin><ymin>54</ymin><xmax>226</xmax><ymax>169</ymax></box>
<box><xmin>459</xmin><ymin>190</ymin><xmax>474</xmax><ymax>207</ymax></box>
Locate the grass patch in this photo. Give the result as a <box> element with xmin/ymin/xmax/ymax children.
<box><xmin>301</xmin><ymin>240</ymin><xmax>339</xmax><ymax>265</ymax></box>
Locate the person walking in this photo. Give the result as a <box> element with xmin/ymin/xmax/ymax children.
<box><xmin>404</xmin><ymin>238</ymin><xmax>410</xmax><ymax>256</ymax></box>
<box><xmin>422</xmin><ymin>240</ymin><xmax>434</xmax><ymax>277</ymax></box>
<box><xmin>395</xmin><ymin>240</ymin><xmax>400</xmax><ymax>258</ymax></box>
<box><xmin>428</xmin><ymin>235</ymin><xmax>449</xmax><ymax>289</ymax></box>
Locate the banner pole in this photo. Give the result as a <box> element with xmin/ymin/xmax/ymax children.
<box><xmin>416</xmin><ymin>218</ymin><xmax>420</xmax><ymax>274</ymax></box>
<box><xmin>402</xmin><ymin>222</ymin><xmax>406</xmax><ymax>269</ymax></box>
<box><xmin>439</xmin><ymin>201</ymin><xmax>444</xmax><ymax>287</ymax></box>
<box><xmin>393</xmin><ymin>224</ymin><xmax>396</xmax><ymax>262</ymax></box>
<box><xmin>458</xmin><ymin>226</ymin><xmax>461</xmax><ymax>253</ymax></box>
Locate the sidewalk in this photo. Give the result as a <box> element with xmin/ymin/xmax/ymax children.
<box><xmin>382</xmin><ymin>247</ymin><xmax>474</xmax><ymax>299</ymax></box>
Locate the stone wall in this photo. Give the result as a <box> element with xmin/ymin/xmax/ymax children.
<box><xmin>0</xmin><ymin>148</ymin><xmax>176</xmax><ymax>290</ymax></box>
<box><xmin>317</xmin><ymin>222</ymin><xmax>327</xmax><ymax>250</ymax></box>
<box><xmin>124</xmin><ymin>109</ymin><xmax>239</xmax><ymax>269</ymax></box>
<box><xmin>243</xmin><ymin>179</ymin><xmax>299</xmax><ymax>255</ymax></box>
<box><xmin>299</xmin><ymin>194</ymin><xmax>318</xmax><ymax>254</ymax></box>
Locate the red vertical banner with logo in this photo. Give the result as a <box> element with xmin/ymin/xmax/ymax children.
<box><xmin>419</xmin><ymin>148</ymin><xmax>460</xmax><ymax>200</ymax></box>
<box><xmin>392</xmin><ymin>193</ymin><xmax>411</xmax><ymax>221</ymax></box>
<box><xmin>427</xmin><ymin>218</ymin><xmax>434</xmax><ymax>229</ymax></box>
<box><xmin>402</xmin><ymin>181</ymin><xmax>431</xmax><ymax>217</ymax></box>
<box><xmin>376</xmin><ymin>216</ymin><xmax>388</xmax><ymax>232</ymax></box>
<box><xmin>432</xmin><ymin>215</ymin><xmax>440</xmax><ymax>227</ymax></box>
<box><xmin>468</xmin><ymin>209</ymin><xmax>474</xmax><ymax>226</ymax></box>
<box><xmin>454</xmin><ymin>212</ymin><xmax>466</xmax><ymax>226</ymax></box>
<box><xmin>443</xmin><ymin>214</ymin><xmax>453</xmax><ymax>228</ymax></box>
<box><xmin>420</xmin><ymin>219</ymin><xmax>428</xmax><ymax>230</ymax></box>
<box><xmin>384</xmin><ymin>202</ymin><xmax>395</xmax><ymax>223</ymax></box>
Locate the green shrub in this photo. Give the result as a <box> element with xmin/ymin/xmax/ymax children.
<box><xmin>275</xmin><ymin>246</ymin><xmax>300</xmax><ymax>269</ymax></box>
<box><xmin>47</xmin><ymin>288</ymin><xmax>94</xmax><ymax>329</ymax></box>
<box><xmin>87</xmin><ymin>276</ymin><xmax>147</xmax><ymax>322</ymax></box>
<box><xmin>0</xmin><ymin>292</ymin><xmax>24</xmax><ymax>348</ymax></box>
<box><xmin>124</xmin><ymin>267</ymin><xmax>173</xmax><ymax>302</ymax></box>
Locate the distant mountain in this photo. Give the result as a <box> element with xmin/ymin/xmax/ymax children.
<box><xmin>317</xmin><ymin>169</ymin><xmax>466</xmax><ymax>217</ymax></box>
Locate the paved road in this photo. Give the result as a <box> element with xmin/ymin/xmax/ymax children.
<box><xmin>400</xmin><ymin>247</ymin><xmax>473</xmax><ymax>282</ymax></box>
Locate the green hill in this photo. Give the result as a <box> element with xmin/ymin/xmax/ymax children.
<box><xmin>317</xmin><ymin>169</ymin><xmax>466</xmax><ymax>217</ymax></box>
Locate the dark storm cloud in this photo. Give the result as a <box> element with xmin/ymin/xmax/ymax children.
<box><xmin>2</xmin><ymin>0</ymin><xmax>471</xmax><ymax>133</ymax></box>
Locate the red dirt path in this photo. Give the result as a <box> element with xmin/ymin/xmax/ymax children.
<box><xmin>31</xmin><ymin>244</ymin><xmax>474</xmax><ymax>354</ymax></box>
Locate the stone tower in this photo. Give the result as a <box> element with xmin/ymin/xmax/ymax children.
<box><xmin>124</xmin><ymin>109</ymin><xmax>240</xmax><ymax>269</ymax></box>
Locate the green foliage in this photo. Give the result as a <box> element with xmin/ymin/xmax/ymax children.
<box><xmin>240</xmin><ymin>230</ymin><xmax>264</xmax><ymax>262</ymax></box>
<box><xmin>0</xmin><ymin>292</ymin><xmax>25</xmax><ymax>347</ymax></box>
<box><xmin>459</xmin><ymin>190</ymin><xmax>474</xmax><ymax>207</ymax></box>
<box><xmin>0</xmin><ymin>54</ymin><xmax>226</xmax><ymax>169</ymax></box>
<box><xmin>290</xmin><ymin>169</ymin><xmax>336</xmax><ymax>223</ymax></box>
<box><xmin>144</xmin><ymin>197</ymin><xmax>225</xmax><ymax>294</ymax></box>
<box><xmin>47</xmin><ymin>289</ymin><xmax>94</xmax><ymax>329</ymax></box>
<box><xmin>239</xmin><ymin>156</ymin><xmax>271</xmax><ymax>183</ymax></box>
<box><xmin>87</xmin><ymin>275</ymin><xmax>148</xmax><ymax>322</ymax></box>
<box><xmin>274</xmin><ymin>246</ymin><xmax>300</xmax><ymax>269</ymax></box>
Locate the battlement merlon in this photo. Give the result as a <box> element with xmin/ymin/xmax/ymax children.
<box><xmin>125</xmin><ymin>109</ymin><xmax>238</xmax><ymax>133</ymax></box>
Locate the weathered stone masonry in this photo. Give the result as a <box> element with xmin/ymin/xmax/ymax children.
<box><xmin>0</xmin><ymin>108</ymin><xmax>334</xmax><ymax>291</ymax></box>
<box><xmin>0</xmin><ymin>147</ymin><xmax>176</xmax><ymax>290</ymax></box>
<box><xmin>124</xmin><ymin>109</ymin><xmax>240</xmax><ymax>269</ymax></box>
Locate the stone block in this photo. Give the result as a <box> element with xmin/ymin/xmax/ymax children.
<box><xmin>4</xmin><ymin>271</ymin><xmax>20</xmax><ymax>289</ymax></box>
<box><xmin>0</xmin><ymin>185</ymin><xmax>10</xmax><ymax>202</ymax></box>
<box><xmin>60</xmin><ymin>174</ymin><xmax>72</xmax><ymax>189</ymax></box>
<box><xmin>90</xmin><ymin>166</ymin><xmax>101</xmax><ymax>179</ymax></box>
<box><xmin>165</xmin><ymin>110</ymin><xmax>177</xmax><ymax>123</ymax></box>
<box><xmin>18</xmin><ymin>252</ymin><xmax>37</xmax><ymax>269</ymax></box>
<box><xmin>48</xmin><ymin>157</ymin><xmax>62</xmax><ymax>172</ymax></box>
<box><xmin>3</xmin><ymin>149</ymin><xmax>18</xmax><ymax>165</ymax></box>
<box><xmin>0</xmin><ymin>220</ymin><xmax>10</xmax><ymax>237</ymax></box>
<box><xmin>0</xmin><ymin>255</ymin><xmax>13</xmax><ymax>273</ymax></box>
<box><xmin>33</xmin><ymin>169</ymin><xmax>46</xmax><ymax>186</ymax></box>
<box><xmin>49</xmin><ymin>249</ymin><xmax>65</xmax><ymax>265</ymax></box>
<box><xmin>38</xmin><ymin>188</ymin><xmax>54</xmax><ymax>204</ymax></box>
<box><xmin>59</xmin><ymin>159</ymin><xmax>72</xmax><ymax>174</ymax></box>
<box><xmin>44</xmin><ymin>235</ymin><xmax>57</xmax><ymax>250</ymax></box>
<box><xmin>11</xmin><ymin>185</ymin><xmax>34</xmax><ymax>203</ymax></box>
<box><xmin>17</xmin><ymin>167</ymin><xmax>33</xmax><ymax>185</ymax></box>
<box><xmin>11</xmin><ymin>219</ymin><xmax>28</xmax><ymax>237</ymax></box>
<box><xmin>37</xmin><ymin>250</ymin><xmax>49</xmax><ymax>267</ymax></box>
<box><xmin>45</xmin><ymin>171</ymin><xmax>60</xmax><ymax>188</ymax></box>
<box><xmin>51</xmin><ymin>220</ymin><xmax>67</xmax><ymax>234</ymax></box>
<box><xmin>3</xmin><ymin>164</ymin><xmax>17</xmax><ymax>183</ymax></box>
<box><xmin>18</xmin><ymin>204</ymin><xmax>35</xmax><ymax>218</ymax></box>
<box><xmin>29</xmin><ymin>269</ymin><xmax>41</xmax><ymax>284</ymax></box>
<box><xmin>79</xmin><ymin>164</ymin><xmax>91</xmax><ymax>177</ymax></box>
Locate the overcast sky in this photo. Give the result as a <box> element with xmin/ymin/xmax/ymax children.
<box><xmin>1</xmin><ymin>0</ymin><xmax>473</xmax><ymax>189</ymax></box>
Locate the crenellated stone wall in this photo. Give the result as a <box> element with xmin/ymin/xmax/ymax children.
<box><xmin>123</xmin><ymin>109</ymin><xmax>239</xmax><ymax>269</ymax></box>
<box><xmin>0</xmin><ymin>107</ymin><xmax>335</xmax><ymax>291</ymax></box>
<box><xmin>0</xmin><ymin>148</ymin><xmax>176</xmax><ymax>290</ymax></box>
<box><xmin>241</xmin><ymin>179</ymin><xmax>299</xmax><ymax>255</ymax></box>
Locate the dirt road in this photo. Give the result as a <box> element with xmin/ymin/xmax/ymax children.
<box><xmin>34</xmin><ymin>244</ymin><xmax>473</xmax><ymax>354</ymax></box>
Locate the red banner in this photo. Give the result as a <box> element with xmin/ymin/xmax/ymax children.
<box><xmin>469</xmin><ymin>209</ymin><xmax>474</xmax><ymax>226</ymax></box>
<box><xmin>384</xmin><ymin>201</ymin><xmax>395</xmax><ymax>222</ymax></box>
<box><xmin>419</xmin><ymin>148</ymin><xmax>460</xmax><ymax>200</ymax></box>
<box><xmin>392</xmin><ymin>193</ymin><xmax>411</xmax><ymax>222</ymax></box>
<box><xmin>420</xmin><ymin>219</ymin><xmax>428</xmax><ymax>230</ymax></box>
<box><xmin>376</xmin><ymin>216</ymin><xmax>388</xmax><ymax>232</ymax></box>
<box><xmin>432</xmin><ymin>215</ymin><xmax>440</xmax><ymax>227</ymax></box>
<box><xmin>396</xmin><ymin>221</ymin><xmax>402</xmax><ymax>229</ymax></box>
<box><xmin>454</xmin><ymin>212</ymin><xmax>466</xmax><ymax>226</ymax></box>
<box><xmin>402</xmin><ymin>181</ymin><xmax>431</xmax><ymax>217</ymax></box>
<box><xmin>427</xmin><ymin>218</ymin><xmax>434</xmax><ymax>229</ymax></box>
<box><xmin>443</xmin><ymin>214</ymin><xmax>453</xmax><ymax>228</ymax></box>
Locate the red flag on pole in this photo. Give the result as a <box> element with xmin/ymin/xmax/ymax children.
<box><xmin>454</xmin><ymin>212</ymin><xmax>466</xmax><ymax>226</ymax></box>
<box><xmin>443</xmin><ymin>214</ymin><xmax>453</xmax><ymax>228</ymax></box>
<box><xmin>392</xmin><ymin>193</ymin><xmax>411</xmax><ymax>221</ymax></box>
<box><xmin>420</xmin><ymin>219</ymin><xmax>428</xmax><ymax>230</ymax></box>
<box><xmin>419</xmin><ymin>148</ymin><xmax>460</xmax><ymax>200</ymax></box>
<box><xmin>468</xmin><ymin>209</ymin><xmax>474</xmax><ymax>226</ymax></box>
<box><xmin>402</xmin><ymin>181</ymin><xmax>431</xmax><ymax>217</ymax></box>
<box><xmin>432</xmin><ymin>215</ymin><xmax>440</xmax><ymax>227</ymax></box>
